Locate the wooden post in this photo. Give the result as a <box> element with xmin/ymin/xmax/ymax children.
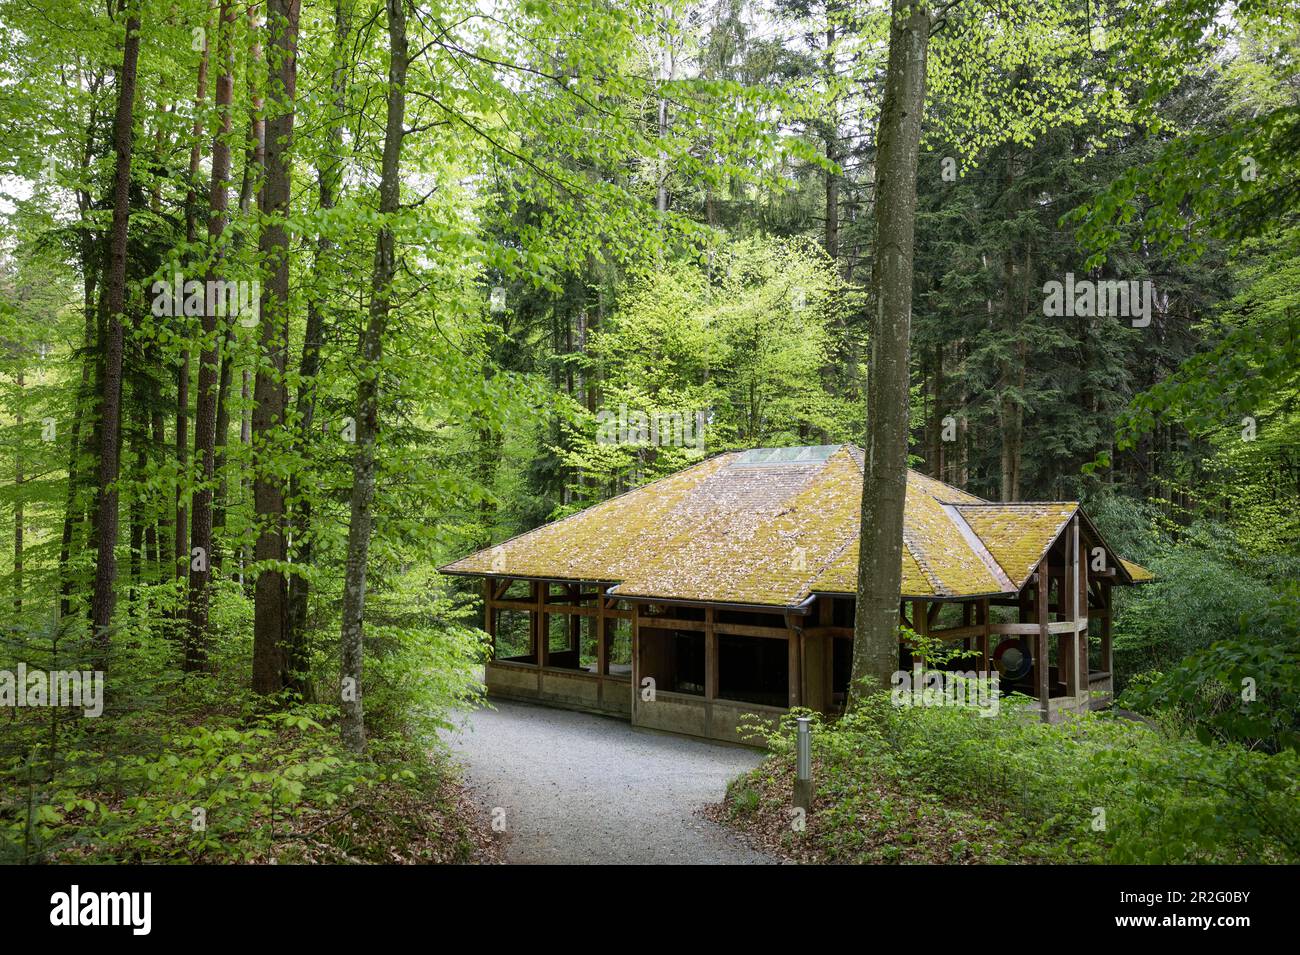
<box><xmin>536</xmin><ymin>580</ymin><xmax>549</xmax><ymax>669</ymax></box>
<box><xmin>1060</xmin><ymin>520</ymin><xmax>1079</xmax><ymax>698</ymax></box>
<box><xmin>1100</xmin><ymin>582</ymin><xmax>1112</xmax><ymax>677</ymax></box>
<box><xmin>631</xmin><ymin>601</ymin><xmax>642</xmax><ymax>720</ymax></box>
<box><xmin>568</xmin><ymin>583</ymin><xmax>580</xmax><ymax>656</ymax></box>
<box><xmin>1077</xmin><ymin>523</ymin><xmax>1090</xmax><ymax>697</ymax></box>
<box><xmin>484</xmin><ymin>577</ymin><xmax>496</xmax><ymax>659</ymax></box>
<box><xmin>786</xmin><ymin>612</ymin><xmax>802</xmax><ymax>708</ymax></box>
<box><xmin>1035</xmin><ymin>559</ymin><xmax>1050</xmax><ymax>720</ymax></box>
<box><xmin>823</xmin><ymin>597</ymin><xmax>835</xmax><ymax>710</ymax></box>
<box><xmin>978</xmin><ymin>598</ymin><xmax>990</xmax><ymax>675</ymax></box>
<box><xmin>705</xmin><ymin>605</ymin><xmax>718</xmax><ymax>701</ymax></box>
<box><xmin>597</xmin><ymin>591</ymin><xmax>608</xmax><ymax>677</ymax></box>
<box><xmin>911</xmin><ymin>598</ymin><xmax>928</xmax><ymax>669</ymax></box>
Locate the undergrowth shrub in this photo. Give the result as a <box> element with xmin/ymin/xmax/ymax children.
<box><xmin>744</xmin><ymin>692</ymin><xmax>1299</xmax><ymax>864</ymax></box>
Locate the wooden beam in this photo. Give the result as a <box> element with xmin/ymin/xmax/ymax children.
<box><xmin>492</xmin><ymin>599</ymin><xmax>624</xmax><ymax>618</ymax></box>
<box><xmin>802</xmin><ymin>625</ymin><xmax>854</xmax><ymax>639</ymax></box>
<box><xmin>926</xmin><ymin>624</ymin><xmax>985</xmax><ymax>641</ymax></box>
<box><xmin>988</xmin><ymin>621</ymin><xmax>1086</xmax><ymax>636</ymax></box>
<box><xmin>638</xmin><ymin>615</ymin><xmax>791</xmax><ymax>639</ymax></box>
<box><xmin>638</xmin><ymin>614</ymin><xmax>705</xmax><ymax>631</ymax></box>
<box><xmin>488</xmin><ymin>597</ymin><xmax>550</xmax><ymax>613</ymax></box>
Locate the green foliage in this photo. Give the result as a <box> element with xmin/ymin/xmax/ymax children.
<box><xmin>0</xmin><ymin>578</ymin><xmax>487</xmax><ymax>862</ymax></box>
<box><xmin>0</xmin><ymin>670</ymin><xmax>358</xmax><ymax>863</ymax></box>
<box><xmin>553</xmin><ymin>235</ymin><xmax>860</xmax><ymax>507</ymax></box>
<box><xmin>1108</xmin><ymin>522</ymin><xmax>1296</xmax><ymax>679</ymax></box>
<box><xmin>732</xmin><ymin>693</ymin><xmax>1300</xmax><ymax>864</ymax></box>
<box><xmin>1121</xmin><ymin>587</ymin><xmax>1300</xmax><ymax>753</ymax></box>
<box><xmin>355</xmin><ymin>573</ymin><xmax>490</xmax><ymax>746</ymax></box>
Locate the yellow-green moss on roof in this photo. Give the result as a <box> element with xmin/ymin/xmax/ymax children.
<box><xmin>614</xmin><ymin>447</ymin><xmax>863</xmax><ymax>605</ymax></box>
<box><xmin>1120</xmin><ymin>557</ymin><xmax>1155</xmax><ymax>583</ymax></box>
<box><xmin>955</xmin><ymin>503</ymin><xmax>1078</xmax><ymax>589</ymax></box>
<box><xmin>441</xmin><ymin>445</ymin><xmax>1150</xmax><ymax>607</ymax></box>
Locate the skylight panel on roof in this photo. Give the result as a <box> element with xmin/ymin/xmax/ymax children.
<box><xmin>732</xmin><ymin>445</ymin><xmax>839</xmax><ymax>468</ymax></box>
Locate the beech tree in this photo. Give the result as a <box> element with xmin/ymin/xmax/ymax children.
<box><xmin>89</xmin><ymin>1</ymin><xmax>143</xmax><ymax>648</ymax></box>
<box><xmin>338</xmin><ymin>0</ymin><xmax>407</xmax><ymax>752</ymax></box>
<box><xmin>251</xmin><ymin>0</ymin><xmax>301</xmax><ymax>694</ymax></box>
<box><xmin>849</xmin><ymin>0</ymin><xmax>931</xmax><ymax>695</ymax></box>
<box><xmin>185</xmin><ymin>0</ymin><xmax>237</xmax><ymax>670</ymax></box>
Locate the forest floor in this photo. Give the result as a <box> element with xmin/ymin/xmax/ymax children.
<box><xmin>441</xmin><ymin>699</ymin><xmax>778</xmax><ymax>864</ymax></box>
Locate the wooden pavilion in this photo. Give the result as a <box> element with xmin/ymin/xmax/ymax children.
<box><xmin>440</xmin><ymin>445</ymin><xmax>1152</xmax><ymax>743</ymax></box>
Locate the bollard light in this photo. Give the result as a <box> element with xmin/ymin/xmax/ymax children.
<box><xmin>794</xmin><ymin>716</ymin><xmax>812</xmax><ymax>811</ymax></box>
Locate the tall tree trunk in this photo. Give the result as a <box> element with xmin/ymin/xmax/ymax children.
<box><xmin>251</xmin><ymin>0</ymin><xmax>302</xmax><ymax>694</ymax></box>
<box><xmin>823</xmin><ymin>10</ymin><xmax>839</xmax><ymax>264</ymax></box>
<box><xmin>655</xmin><ymin>22</ymin><xmax>673</xmax><ymax>216</ymax></box>
<box><xmin>177</xmin><ymin>2</ymin><xmax>214</xmax><ymax>597</ymax></box>
<box><xmin>848</xmin><ymin>0</ymin><xmax>932</xmax><ymax>701</ymax></box>
<box><xmin>59</xmin><ymin>265</ymin><xmax>98</xmax><ymax>619</ymax></box>
<box><xmin>14</xmin><ymin>369</ymin><xmax>22</xmax><ymax>613</ymax></box>
<box><xmin>339</xmin><ymin>0</ymin><xmax>407</xmax><ymax>752</ymax></box>
<box><xmin>150</xmin><ymin>408</ymin><xmax>167</xmax><ymax>577</ymax></box>
<box><xmin>90</xmin><ymin>4</ymin><xmax>143</xmax><ymax>645</ymax></box>
<box><xmin>928</xmin><ymin>342</ymin><xmax>943</xmax><ymax>478</ymax></box>
<box><xmin>128</xmin><ymin>421</ymin><xmax>145</xmax><ymax>614</ymax></box>
<box><xmin>287</xmin><ymin>0</ymin><xmax>350</xmax><ymax>698</ymax></box>
<box><xmin>240</xmin><ymin>367</ymin><xmax>251</xmax><ymax>586</ymax></box>
<box><xmin>998</xmin><ymin>148</ymin><xmax>1025</xmax><ymax>502</ymax></box>
<box><xmin>186</xmin><ymin>0</ymin><xmax>237</xmax><ymax>670</ymax></box>
<box><xmin>216</xmin><ymin>2</ymin><xmax>266</xmax><ymax>566</ymax></box>
<box><xmin>210</xmin><ymin>321</ymin><xmax>234</xmax><ymax>567</ymax></box>
<box><xmin>61</xmin><ymin>74</ymin><xmax>105</xmax><ymax>620</ymax></box>
<box><xmin>999</xmin><ymin>352</ymin><xmax>1024</xmax><ymax>500</ymax></box>
<box><xmin>234</xmin><ymin>3</ymin><xmax>265</xmax><ymax>592</ymax></box>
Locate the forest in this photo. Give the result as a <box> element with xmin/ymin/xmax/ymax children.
<box><xmin>0</xmin><ymin>0</ymin><xmax>1297</xmax><ymax>868</ymax></box>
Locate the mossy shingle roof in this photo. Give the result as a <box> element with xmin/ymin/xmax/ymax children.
<box><xmin>441</xmin><ymin>445</ymin><xmax>1150</xmax><ymax>607</ymax></box>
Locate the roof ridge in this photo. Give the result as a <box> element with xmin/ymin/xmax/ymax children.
<box><xmin>903</xmin><ymin>467</ymin><xmax>989</xmax><ymax>504</ymax></box>
<box><xmin>955</xmin><ymin>500</ymin><xmax>1081</xmax><ymax>507</ymax></box>
<box><xmin>900</xmin><ymin>527</ymin><xmax>949</xmax><ymax>597</ymax></box>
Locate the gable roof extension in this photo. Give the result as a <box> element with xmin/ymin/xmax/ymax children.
<box><xmin>440</xmin><ymin>445</ymin><xmax>1151</xmax><ymax>608</ymax></box>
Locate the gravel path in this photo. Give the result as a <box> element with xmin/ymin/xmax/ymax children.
<box><xmin>442</xmin><ymin>699</ymin><xmax>779</xmax><ymax>864</ymax></box>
